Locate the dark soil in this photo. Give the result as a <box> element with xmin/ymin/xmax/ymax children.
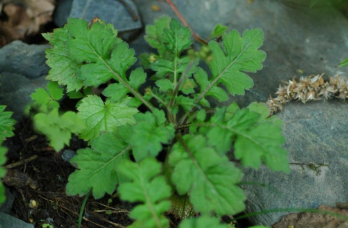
<box><xmin>3</xmin><ymin>118</ymin><xmax>133</xmax><ymax>228</ymax></box>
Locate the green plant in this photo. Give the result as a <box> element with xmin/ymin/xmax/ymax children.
<box><xmin>0</xmin><ymin>91</ymin><xmax>16</xmax><ymax>205</ymax></box>
<box><xmin>42</xmin><ymin>223</ymin><xmax>53</xmax><ymax>228</ymax></box>
<box><xmin>0</xmin><ymin>76</ymin><xmax>16</xmax><ymax>206</ymax></box>
<box><xmin>31</xmin><ymin>17</ymin><xmax>290</xmax><ymax>227</ymax></box>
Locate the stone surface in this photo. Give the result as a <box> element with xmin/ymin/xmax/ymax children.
<box><xmin>0</xmin><ymin>41</ymin><xmax>50</xmax><ymax>79</ymax></box>
<box><xmin>0</xmin><ymin>212</ymin><xmax>34</xmax><ymax>228</ymax></box>
<box><xmin>242</xmin><ymin>100</ymin><xmax>348</xmax><ymax>226</ymax></box>
<box><xmin>273</xmin><ymin>205</ymin><xmax>348</xmax><ymax>228</ymax></box>
<box><xmin>0</xmin><ymin>187</ymin><xmax>15</xmax><ymax>214</ymax></box>
<box><xmin>54</xmin><ymin>0</ymin><xmax>74</xmax><ymax>27</ymax></box>
<box><xmin>61</xmin><ymin>149</ymin><xmax>76</xmax><ymax>163</ymax></box>
<box><xmin>0</xmin><ymin>72</ymin><xmax>47</xmax><ymax>120</ymax></box>
<box><xmin>68</xmin><ymin>0</ymin><xmax>142</xmax><ymax>32</ymax></box>
<box><xmin>131</xmin><ymin>0</ymin><xmax>348</xmax><ymax>106</ymax></box>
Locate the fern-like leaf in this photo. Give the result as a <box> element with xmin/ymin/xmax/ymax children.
<box><xmin>162</xmin><ymin>19</ymin><xmax>192</xmax><ymax>56</ymax></box>
<box><xmin>198</xmin><ymin>108</ymin><xmax>289</xmax><ymax>172</ymax></box>
<box><xmin>169</xmin><ymin>134</ymin><xmax>245</xmax><ymax>215</ymax></box>
<box><xmin>66</xmin><ymin>132</ymin><xmax>130</xmax><ymax>198</ymax></box>
<box><xmin>0</xmin><ymin>106</ymin><xmax>15</xmax><ymax>141</ymax></box>
<box><xmin>195</xmin><ymin>29</ymin><xmax>266</xmax><ymax>104</ymax></box>
<box><xmin>117</xmin><ymin>158</ymin><xmax>171</xmax><ymax>228</ymax></box>
<box><xmin>0</xmin><ymin>106</ymin><xmax>15</xmax><ymax>205</ymax></box>
<box><xmin>144</xmin><ymin>16</ymin><xmax>171</xmax><ymax>57</ymax></box>
<box><xmin>194</xmin><ymin>68</ymin><xmax>228</xmax><ymax>107</ymax></box>
<box><xmin>44</xmin><ymin>18</ymin><xmax>153</xmax><ymax>110</ymax></box>
<box><xmin>66</xmin><ymin>18</ymin><xmax>136</xmax><ymax>87</ymax></box>
<box><xmin>179</xmin><ymin>216</ymin><xmax>228</xmax><ymax>228</ymax></box>
<box><xmin>0</xmin><ymin>145</ymin><xmax>7</xmax><ymax>205</ymax></box>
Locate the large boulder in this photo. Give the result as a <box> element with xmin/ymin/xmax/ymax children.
<box><xmin>0</xmin><ymin>72</ymin><xmax>47</xmax><ymax>120</ymax></box>
<box><xmin>0</xmin><ymin>41</ymin><xmax>49</xmax><ymax>120</ymax></box>
<box><xmin>54</xmin><ymin>0</ymin><xmax>142</xmax><ymax>36</ymax></box>
<box><xmin>0</xmin><ymin>41</ymin><xmax>50</xmax><ymax>79</ymax></box>
<box><xmin>0</xmin><ymin>212</ymin><xmax>34</xmax><ymax>228</ymax></box>
<box><xmin>242</xmin><ymin>100</ymin><xmax>348</xmax><ymax>225</ymax></box>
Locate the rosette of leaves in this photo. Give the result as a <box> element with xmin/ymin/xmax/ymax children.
<box><xmin>33</xmin><ymin>16</ymin><xmax>289</xmax><ymax>227</ymax></box>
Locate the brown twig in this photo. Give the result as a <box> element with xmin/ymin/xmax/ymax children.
<box><xmin>164</xmin><ymin>0</ymin><xmax>208</xmax><ymax>45</ymax></box>
<box><xmin>4</xmin><ymin>155</ymin><xmax>38</xmax><ymax>169</ymax></box>
<box><xmin>90</xmin><ymin>202</ymin><xmax>130</xmax><ymax>214</ymax></box>
<box><xmin>36</xmin><ymin>193</ymin><xmax>125</xmax><ymax>228</ymax></box>
<box><xmin>58</xmin><ymin>204</ymin><xmax>109</xmax><ymax>228</ymax></box>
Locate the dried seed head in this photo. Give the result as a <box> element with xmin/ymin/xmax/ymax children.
<box><xmin>319</xmin><ymin>85</ymin><xmax>336</xmax><ymax>100</ymax></box>
<box><xmin>306</xmin><ymin>89</ymin><xmax>316</xmax><ymax>102</ymax></box>
<box><xmin>267</xmin><ymin>74</ymin><xmax>348</xmax><ymax>116</ymax></box>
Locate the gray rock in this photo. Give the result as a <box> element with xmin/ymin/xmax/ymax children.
<box><xmin>132</xmin><ymin>0</ymin><xmax>348</xmax><ymax>106</ymax></box>
<box><xmin>0</xmin><ymin>187</ymin><xmax>15</xmax><ymax>214</ymax></box>
<box><xmin>0</xmin><ymin>212</ymin><xmax>34</xmax><ymax>228</ymax></box>
<box><xmin>54</xmin><ymin>0</ymin><xmax>74</xmax><ymax>27</ymax></box>
<box><xmin>0</xmin><ymin>41</ymin><xmax>50</xmax><ymax>79</ymax></box>
<box><xmin>61</xmin><ymin>149</ymin><xmax>76</xmax><ymax>163</ymax></box>
<box><xmin>242</xmin><ymin>100</ymin><xmax>348</xmax><ymax>226</ymax></box>
<box><xmin>68</xmin><ymin>0</ymin><xmax>142</xmax><ymax>32</ymax></box>
<box><xmin>0</xmin><ymin>72</ymin><xmax>47</xmax><ymax>120</ymax></box>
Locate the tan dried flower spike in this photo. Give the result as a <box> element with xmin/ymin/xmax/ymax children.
<box><xmin>267</xmin><ymin>74</ymin><xmax>348</xmax><ymax>115</ymax></box>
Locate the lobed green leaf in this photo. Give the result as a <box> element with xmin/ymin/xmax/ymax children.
<box><xmin>66</xmin><ymin>132</ymin><xmax>130</xmax><ymax>198</ymax></box>
<box><xmin>0</xmin><ymin>106</ymin><xmax>15</xmax><ymax>141</ymax></box>
<box><xmin>0</xmin><ymin>105</ymin><xmax>15</xmax><ymax>206</ymax></box>
<box><xmin>0</xmin><ymin>146</ymin><xmax>7</xmax><ymax>205</ymax></box>
<box><xmin>130</xmin><ymin>109</ymin><xmax>175</xmax><ymax>161</ymax></box>
<box><xmin>117</xmin><ymin>158</ymin><xmax>171</xmax><ymax>228</ymax></box>
<box><xmin>198</xmin><ymin>108</ymin><xmax>289</xmax><ymax>172</ymax></box>
<box><xmin>175</xmin><ymin>96</ymin><xmax>195</xmax><ymax>112</ymax></box>
<box><xmin>196</xmin><ymin>28</ymin><xmax>266</xmax><ymax>104</ymax></box>
<box><xmin>338</xmin><ymin>57</ymin><xmax>348</xmax><ymax>67</ymax></box>
<box><xmin>163</xmin><ymin>19</ymin><xmax>192</xmax><ymax>56</ymax></box>
<box><xmin>102</xmin><ymin>68</ymin><xmax>146</xmax><ymax>104</ymax></box>
<box><xmin>33</xmin><ymin>108</ymin><xmax>85</xmax><ymax>151</ymax></box>
<box><xmin>77</xmin><ymin>95</ymin><xmax>138</xmax><ymax>140</ymax></box>
<box><xmin>144</xmin><ymin>16</ymin><xmax>171</xmax><ymax>57</ymax></box>
<box><xmin>43</xmin><ymin>27</ymin><xmax>84</xmax><ymax>92</ymax></box>
<box><xmin>44</xmin><ymin>17</ymin><xmax>146</xmax><ymax>106</ymax></box>
<box><xmin>31</xmin><ymin>82</ymin><xmax>63</xmax><ymax>112</ymax></box>
<box><xmin>179</xmin><ymin>216</ymin><xmax>229</xmax><ymax>228</ymax></box>
<box><xmin>169</xmin><ymin>134</ymin><xmax>245</xmax><ymax>215</ymax></box>
<box><xmin>209</xmin><ymin>23</ymin><xmax>228</xmax><ymax>39</ymax></box>
<box><xmin>194</xmin><ymin>68</ymin><xmax>228</xmax><ymax>107</ymax></box>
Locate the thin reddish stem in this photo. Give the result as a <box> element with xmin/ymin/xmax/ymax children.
<box><xmin>164</xmin><ymin>0</ymin><xmax>208</xmax><ymax>45</ymax></box>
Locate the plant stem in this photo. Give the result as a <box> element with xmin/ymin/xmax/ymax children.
<box><xmin>164</xmin><ymin>0</ymin><xmax>208</xmax><ymax>45</ymax></box>
<box><xmin>99</xmin><ymin>56</ymin><xmax>154</xmax><ymax>111</ymax></box>
<box><xmin>84</xmin><ymin>39</ymin><xmax>154</xmax><ymax>111</ymax></box>
<box><xmin>169</xmin><ymin>60</ymin><xmax>196</xmax><ymax>108</ymax></box>
<box><xmin>78</xmin><ymin>190</ymin><xmax>91</xmax><ymax>228</ymax></box>
<box><xmin>151</xmin><ymin>92</ymin><xmax>167</xmax><ymax>107</ymax></box>
<box><xmin>149</xmin><ymin>90</ymin><xmax>176</xmax><ymax>124</ymax></box>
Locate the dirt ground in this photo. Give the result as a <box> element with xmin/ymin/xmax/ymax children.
<box><xmin>3</xmin><ymin>118</ymin><xmax>135</xmax><ymax>228</ymax></box>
